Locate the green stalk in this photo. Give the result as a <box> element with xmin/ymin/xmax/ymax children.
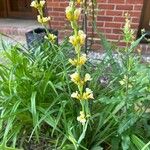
<box><xmin>125</xmin><ymin>42</ymin><xmax>129</xmax><ymax>114</ymax></box>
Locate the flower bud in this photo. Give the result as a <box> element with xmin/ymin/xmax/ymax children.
<box><xmin>84</xmin><ymin>73</ymin><xmax>92</xmax><ymax>82</ymax></box>
<box><xmin>39</xmin><ymin>0</ymin><xmax>46</xmax><ymax>7</ymax></box>
<box><xmin>37</xmin><ymin>15</ymin><xmax>51</xmax><ymax>24</ymax></box>
<box><xmin>77</xmin><ymin>111</ymin><xmax>86</xmax><ymax>125</ymax></box>
<box><xmin>69</xmin><ymin>35</ymin><xmax>78</xmax><ymax>47</ymax></box>
<box><xmin>78</xmin><ymin>30</ymin><xmax>86</xmax><ymax>45</ymax></box>
<box><xmin>82</xmin><ymin>88</ymin><xmax>94</xmax><ymax>100</ymax></box>
<box><xmin>65</xmin><ymin>6</ymin><xmax>74</xmax><ymax>21</ymax></box>
<box><xmin>45</xmin><ymin>33</ymin><xmax>56</xmax><ymax>43</ymax></box>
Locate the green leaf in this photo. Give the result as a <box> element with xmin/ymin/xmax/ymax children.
<box><xmin>48</xmin><ymin>81</ymin><xmax>58</xmax><ymax>96</ymax></box>
<box><xmin>121</xmin><ymin>134</ymin><xmax>131</xmax><ymax>150</ymax></box>
<box><xmin>128</xmin><ymin>34</ymin><xmax>146</xmax><ymax>52</ymax></box>
<box><xmin>111</xmin><ymin>137</ymin><xmax>120</xmax><ymax>150</ymax></box>
<box><xmin>61</xmin><ymin>144</ymin><xmax>75</xmax><ymax>150</ymax></box>
<box><xmin>131</xmin><ymin>134</ymin><xmax>150</xmax><ymax>150</ymax></box>
<box><xmin>142</xmin><ymin>141</ymin><xmax>150</xmax><ymax>150</ymax></box>
<box><xmin>30</xmin><ymin>91</ymin><xmax>39</xmax><ymax>141</ymax></box>
<box><xmin>91</xmin><ymin>146</ymin><xmax>103</xmax><ymax>150</ymax></box>
<box><xmin>118</xmin><ymin>113</ymin><xmax>138</xmax><ymax>134</ymax></box>
<box><xmin>0</xmin><ymin>145</ymin><xmax>22</xmax><ymax>150</ymax></box>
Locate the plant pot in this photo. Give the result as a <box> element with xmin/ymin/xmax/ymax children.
<box><xmin>25</xmin><ymin>28</ymin><xmax>58</xmax><ymax>48</ymax></box>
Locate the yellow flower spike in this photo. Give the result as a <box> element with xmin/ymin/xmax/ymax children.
<box><xmin>39</xmin><ymin>0</ymin><xmax>46</xmax><ymax>7</ymax></box>
<box><xmin>65</xmin><ymin>6</ymin><xmax>74</xmax><ymax>21</ymax></box>
<box><xmin>30</xmin><ymin>0</ymin><xmax>38</xmax><ymax>8</ymax></box>
<box><xmin>67</xmin><ymin>0</ymin><xmax>93</xmax><ymax>125</ymax></box>
<box><xmin>84</xmin><ymin>73</ymin><xmax>92</xmax><ymax>82</ymax></box>
<box><xmin>77</xmin><ymin>111</ymin><xmax>86</xmax><ymax>125</ymax></box>
<box><xmin>78</xmin><ymin>30</ymin><xmax>86</xmax><ymax>45</ymax></box>
<box><xmin>82</xmin><ymin>88</ymin><xmax>94</xmax><ymax>100</ymax></box>
<box><xmin>74</xmin><ymin>8</ymin><xmax>81</xmax><ymax>21</ymax></box>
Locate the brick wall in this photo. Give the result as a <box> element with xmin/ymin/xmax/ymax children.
<box><xmin>46</xmin><ymin>0</ymin><xmax>149</xmax><ymax>52</ymax></box>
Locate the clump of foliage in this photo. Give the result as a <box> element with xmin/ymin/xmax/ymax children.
<box><xmin>0</xmin><ymin>40</ymin><xmax>72</xmax><ymax>149</ymax></box>
<box><xmin>0</xmin><ymin>0</ymin><xmax>150</xmax><ymax>150</ymax></box>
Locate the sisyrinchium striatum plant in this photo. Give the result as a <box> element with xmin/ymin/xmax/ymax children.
<box><xmin>0</xmin><ymin>0</ymin><xmax>150</xmax><ymax>150</ymax></box>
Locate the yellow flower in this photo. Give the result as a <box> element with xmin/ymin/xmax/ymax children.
<box><xmin>66</xmin><ymin>5</ymin><xmax>81</xmax><ymax>21</ymax></box>
<box><xmin>74</xmin><ymin>8</ymin><xmax>81</xmax><ymax>20</ymax></box>
<box><xmin>39</xmin><ymin>0</ymin><xmax>45</xmax><ymax>7</ymax></box>
<box><xmin>42</xmin><ymin>16</ymin><xmax>51</xmax><ymax>23</ymax></box>
<box><xmin>82</xmin><ymin>88</ymin><xmax>94</xmax><ymax>100</ymax></box>
<box><xmin>70</xmin><ymin>72</ymin><xmax>91</xmax><ymax>86</ymax></box>
<box><xmin>71</xmin><ymin>88</ymin><xmax>94</xmax><ymax>100</ymax></box>
<box><xmin>45</xmin><ymin>33</ymin><xmax>56</xmax><ymax>43</ymax></box>
<box><xmin>30</xmin><ymin>0</ymin><xmax>45</xmax><ymax>9</ymax></box>
<box><xmin>69</xmin><ymin>54</ymin><xmax>87</xmax><ymax>66</ymax></box>
<box><xmin>119</xmin><ymin>80</ymin><xmax>125</xmax><ymax>86</ymax></box>
<box><xmin>78</xmin><ymin>30</ymin><xmax>86</xmax><ymax>45</ymax></box>
<box><xmin>77</xmin><ymin>111</ymin><xmax>86</xmax><ymax>125</ymax></box>
<box><xmin>119</xmin><ymin>75</ymin><xmax>132</xmax><ymax>88</ymax></box>
<box><xmin>69</xmin><ymin>31</ymin><xmax>86</xmax><ymax>47</ymax></box>
<box><xmin>79</xmin><ymin>54</ymin><xmax>87</xmax><ymax>65</ymax></box>
<box><xmin>30</xmin><ymin>1</ymin><xmax>38</xmax><ymax>8</ymax></box>
<box><xmin>69</xmin><ymin>35</ymin><xmax>78</xmax><ymax>47</ymax></box>
<box><xmin>77</xmin><ymin>0</ymin><xmax>81</xmax><ymax>4</ymax></box>
<box><xmin>76</xmin><ymin>0</ymin><xmax>83</xmax><ymax>5</ymax></box>
<box><xmin>69</xmin><ymin>58</ymin><xmax>78</xmax><ymax>66</ymax></box>
<box><xmin>70</xmin><ymin>72</ymin><xmax>83</xmax><ymax>85</ymax></box>
<box><xmin>37</xmin><ymin>15</ymin><xmax>51</xmax><ymax>24</ymax></box>
<box><xmin>65</xmin><ymin>6</ymin><xmax>74</xmax><ymax>21</ymax></box>
<box><xmin>71</xmin><ymin>91</ymin><xmax>80</xmax><ymax>99</ymax></box>
<box><xmin>84</xmin><ymin>73</ymin><xmax>92</xmax><ymax>82</ymax></box>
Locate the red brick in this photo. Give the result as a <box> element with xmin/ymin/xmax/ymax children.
<box><xmin>114</xmin><ymin>17</ymin><xmax>125</xmax><ymax>22</ymax></box>
<box><xmin>112</xmin><ymin>29</ymin><xmax>122</xmax><ymax>34</ymax></box>
<box><xmin>126</xmin><ymin>0</ymin><xmax>143</xmax><ymax>4</ymax></box>
<box><xmin>105</xmin><ymin>22</ymin><xmax>122</xmax><ymax>28</ymax></box>
<box><xmin>116</xmin><ymin>5</ymin><xmax>133</xmax><ymax>10</ymax></box>
<box><xmin>108</xmin><ymin>0</ymin><xmax>125</xmax><ymax>3</ymax></box>
<box><xmin>106</xmin><ymin>10</ymin><xmax>123</xmax><ymax>16</ymax></box>
<box><xmin>134</xmin><ymin>5</ymin><xmax>143</xmax><ymax>11</ymax></box>
<box><xmin>99</xmin><ymin>4</ymin><xmax>115</xmax><ymax>9</ymax></box>
<box><xmin>97</xmin><ymin>16</ymin><xmax>113</xmax><ymax>21</ymax></box>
